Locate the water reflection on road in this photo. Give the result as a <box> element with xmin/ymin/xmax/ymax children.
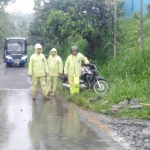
<box><xmin>0</xmin><ymin>90</ymin><xmax>108</xmax><ymax>150</ymax></box>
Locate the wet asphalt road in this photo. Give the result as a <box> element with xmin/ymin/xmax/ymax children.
<box><xmin>0</xmin><ymin>55</ymin><xmax>123</xmax><ymax>150</ymax></box>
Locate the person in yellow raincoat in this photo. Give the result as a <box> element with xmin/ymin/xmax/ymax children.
<box><xmin>28</xmin><ymin>43</ymin><xmax>49</xmax><ymax>100</ymax></box>
<box><xmin>47</xmin><ymin>48</ymin><xmax>63</xmax><ymax>97</ymax></box>
<box><xmin>64</xmin><ymin>46</ymin><xmax>89</xmax><ymax>94</ymax></box>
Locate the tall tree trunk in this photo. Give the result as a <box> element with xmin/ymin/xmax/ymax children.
<box><xmin>140</xmin><ymin>0</ymin><xmax>143</xmax><ymax>51</ymax></box>
<box><xmin>114</xmin><ymin>0</ymin><xmax>117</xmax><ymax>59</ymax></box>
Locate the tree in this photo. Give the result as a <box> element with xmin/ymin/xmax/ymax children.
<box><xmin>29</xmin><ymin>0</ymin><xmax>124</xmax><ymax>59</ymax></box>
<box><xmin>0</xmin><ymin>9</ymin><xmax>16</xmax><ymax>47</ymax></box>
<box><xmin>114</xmin><ymin>0</ymin><xmax>117</xmax><ymax>59</ymax></box>
<box><xmin>140</xmin><ymin>0</ymin><xmax>143</xmax><ymax>51</ymax></box>
<box><xmin>0</xmin><ymin>0</ymin><xmax>15</xmax><ymax>47</ymax></box>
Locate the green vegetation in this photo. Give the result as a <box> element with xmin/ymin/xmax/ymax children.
<box><xmin>0</xmin><ymin>9</ymin><xmax>15</xmax><ymax>48</ymax></box>
<box><xmin>57</xmin><ymin>16</ymin><xmax>150</xmax><ymax>119</ymax></box>
<box><xmin>0</xmin><ymin>0</ymin><xmax>32</xmax><ymax>48</ymax></box>
<box><xmin>0</xmin><ymin>0</ymin><xmax>15</xmax><ymax>47</ymax></box>
<box><xmin>99</xmin><ymin>16</ymin><xmax>150</xmax><ymax>118</ymax></box>
<box><xmin>28</xmin><ymin>0</ymin><xmax>124</xmax><ymax>59</ymax></box>
<box><xmin>27</xmin><ymin>45</ymin><xmax>34</xmax><ymax>64</ymax></box>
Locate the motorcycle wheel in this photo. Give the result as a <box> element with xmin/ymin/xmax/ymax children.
<box><xmin>93</xmin><ymin>80</ymin><xmax>109</xmax><ymax>94</ymax></box>
<box><xmin>63</xmin><ymin>81</ymin><xmax>70</xmax><ymax>92</ymax></box>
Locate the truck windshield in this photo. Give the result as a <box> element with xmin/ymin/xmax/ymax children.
<box><xmin>5</xmin><ymin>39</ymin><xmax>26</xmax><ymax>55</ymax></box>
<box><xmin>7</xmin><ymin>41</ymin><xmax>24</xmax><ymax>51</ymax></box>
<box><xmin>4</xmin><ymin>38</ymin><xmax>28</xmax><ymax>60</ymax></box>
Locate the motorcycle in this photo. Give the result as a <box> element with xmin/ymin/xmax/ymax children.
<box><xmin>61</xmin><ymin>64</ymin><xmax>109</xmax><ymax>94</ymax></box>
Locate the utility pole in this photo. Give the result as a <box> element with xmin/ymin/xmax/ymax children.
<box><xmin>114</xmin><ymin>0</ymin><xmax>117</xmax><ymax>59</ymax></box>
<box><xmin>140</xmin><ymin>0</ymin><xmax>143</xmax><ymax>51</ymax></box>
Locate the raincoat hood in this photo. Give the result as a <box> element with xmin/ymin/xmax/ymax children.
<box><xmin>50</xmin><ymin>48</ymin><xmax>57</xmax><ymax>55</ymax></box>
<box><xmin>47</xmin><ymin>48</ymin><xmax>63</xmax><ymax>76</ymax></box>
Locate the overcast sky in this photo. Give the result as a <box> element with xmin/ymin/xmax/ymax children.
<box><xmin>5</xmin><ymin>0</ymin><xmax>35</xmax><ymax>14</ymax></box>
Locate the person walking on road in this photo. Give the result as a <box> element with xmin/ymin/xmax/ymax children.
<box><xmin>64</xmin><ymin>46</ymin><xmax>89</xmax><ymax>95</ymax></box>
<box><xmin>28</xmin><ymin>43</ymin><xmax>49</xmax><ymax>100</ymax></box>
<box><xmin>47</xmin><ymin>48</ymin><xmax>63</xmax><ymax>97</ymax></box>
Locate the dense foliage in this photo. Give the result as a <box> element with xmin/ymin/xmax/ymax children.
<box><xmin>59</xmin><ymin>15</ymin><xmax>150</xmax><ymax>118</ymax></box>
<box><xmin>28</xmin><ymin>0</ymin><xmax>124</xmax><ymax>60</ymax></box>
<box><xmin>89</xmin><ymin>16</ymin><xmax>150</xmax><ymax>119</ymax></box>
<box><xmin>0</xmin><ymin>13</ymin><xmax>33</xmax><ymax>48</ymax></box>
<box><xmin>0</xmin><ymin>0</ymin><xmax>15</xmax><ymax>48</ymax></box>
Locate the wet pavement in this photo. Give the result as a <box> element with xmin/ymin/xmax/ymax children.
<box><xmin>0</xmin><ymin>65</ymin><xmax>30</xmax><ymax>90</ymax></box>
<box><xmin>0</xmin><ymin>55</ymin><xmax>123</xmax><ymax>150</ymax></box>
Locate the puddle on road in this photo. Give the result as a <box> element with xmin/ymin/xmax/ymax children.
<box><xmin>0</xmin><ymin>90</ymin><xmax>111</xmax><ymax>150</ymax></box>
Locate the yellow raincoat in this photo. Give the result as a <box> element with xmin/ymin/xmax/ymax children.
<box><xmin>64</xmin><ymin>53</ymin><xmax>89</xmax><ymax>94</ymax></box>
<box><xmin>46</xmin><ymin>48</ymin><xmax>63</xmax><ymax>95</ymax></box>
<box><xmin>28</xmin><ymin>48</ymin><xmax>49</xmax><ymax>97</ymax></box>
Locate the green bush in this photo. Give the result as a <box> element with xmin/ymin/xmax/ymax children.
<box><xmin>42</xmin><ymin>34</ymin><xmax>88</xmax><ymax>62</ymax></box>
<box><xmin>27</xmin><ymin>45</ymin><xmax>34</xmax><ymax>65</ymax></box>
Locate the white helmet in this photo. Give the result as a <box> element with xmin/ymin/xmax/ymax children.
<box><xmin>51</xmin><ymin>48</ymin><xmax>57</xmax><ymax>52</ymax></box>
<box><xmin>34</xmin><ymin>43</ymin><xmax>42</xmax><ymax>49</ymax></box>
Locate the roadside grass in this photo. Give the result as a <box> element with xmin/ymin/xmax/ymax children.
<box><xmin>58</xmin><ymin>79</ymin><xmax>150</xmax><ymax>119</ymax></box>
<box><xmin>58</xmin><ymin>81</ymin><xmax>115</xmax><ymax>114</ymax></box>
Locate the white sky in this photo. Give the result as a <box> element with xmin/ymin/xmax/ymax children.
<box><xmin>5</xmin><ymin>0</ymin><xmax>35</xmax><ymax>14</ymax></box>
